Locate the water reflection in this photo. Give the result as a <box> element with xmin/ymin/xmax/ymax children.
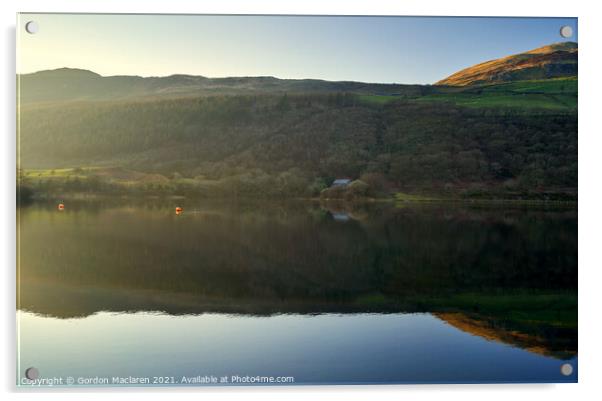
<box><xmin>18</xmin><ymin>311</ymin><xmax>577</xmax><ymax>385</ymax></box>
<box><xmin>17</xmin><ymin>200</ymin><xmax>577</xmax><ymax>384</ymax></box>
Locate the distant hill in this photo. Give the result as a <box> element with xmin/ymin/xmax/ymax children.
<box><xmin>436</xmin><ymin>42</ymin><xmax>577</xmax><ymax>86</ymax></box>
<box><xmin>18</xmin><ymin>67</ymin><xmax>425</xmax><ymax>104</ymax></box>
<box><xmin>18</xmin><ymin>42</ymin><xmax>579</xmax><ymax>104</ymax></box>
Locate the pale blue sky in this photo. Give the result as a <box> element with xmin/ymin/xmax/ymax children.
<box><xmin>17</xmin><ymin>14</ymin><xmax>577</xmax><ymax>84</ymax></box>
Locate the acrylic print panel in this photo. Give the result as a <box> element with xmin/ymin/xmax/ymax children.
<box><xmin>16</xmin><ymin>14</ymin><xmax>578</xmax><ymax>387</ymax></box>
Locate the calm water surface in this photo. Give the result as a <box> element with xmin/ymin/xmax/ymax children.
<box><xmin>17</xmin><ymin>200</ymin><xmax>577</xmax><ymax>385</ymax></box>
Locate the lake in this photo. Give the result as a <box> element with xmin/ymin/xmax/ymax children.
<box><xmin>17</xmin><ymin>200</ymin><xmax>577</xmax><ymax>385</ymax></box>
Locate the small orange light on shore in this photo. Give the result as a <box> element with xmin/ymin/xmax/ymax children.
<box><xmin>175</xmin><ymin>207</ymin><xmax>183</xmax><ymax>215</ymax></box>
<box><xmin>57</xmin><ymin>203</ymin><xmax>65</xmax><ymax>211</ymax></box>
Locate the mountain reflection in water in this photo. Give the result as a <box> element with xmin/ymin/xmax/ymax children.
<box><xmin>18</xmin><ymin>200</ymin><xmax>577</xmax><ymax>363</ymax></box>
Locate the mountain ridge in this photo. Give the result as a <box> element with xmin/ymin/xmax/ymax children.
<box><xmin>436</xmin><ymin>41</ymin><xmax>577</xmax><ymax>86</ymax></box>
<box><xmin>18</xmin><ymin>41</ymin><xmax>578</xmax><ymax>103</ymax></box>
<box><xmin>18</xmin><ymin>67</ymin><xmax>426</xmax><ymax>104</ymax></box>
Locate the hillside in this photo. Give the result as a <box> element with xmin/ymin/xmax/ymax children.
<box><xmin>19</xmin><ymin>93</ymin><xmax>577</xmax><ymax>200</ymax></box>
<box><xmin>436</xmin><ymin>42</ymin><xmax>577</xmax><ymax>86</ymax></box>
<box><xmin>17</xmin><ymin>42</ymin><xmax>578</xmax><ymax>200</ymax></box>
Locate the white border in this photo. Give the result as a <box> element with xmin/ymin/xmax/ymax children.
<box><xmin>2</xmin><ymin>1</ymin><xmax>601</xmax><ymax>400</ymax></box>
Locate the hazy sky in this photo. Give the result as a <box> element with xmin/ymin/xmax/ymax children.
<box><xmin>17</xmin><ymin>14</ymin><xmax>577</xmax><ymax>84</ymax></box>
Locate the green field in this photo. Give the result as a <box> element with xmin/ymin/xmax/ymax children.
<box><xmin>356</xmin><ymin>94</ymin><xmax>405</xmax><ymax>105</ymax></box>
<box><xmin>419</xmin><ymin>78</ymin><xmax>577</xmax><ymax>110</ymax></box>
<box><xmin>358</xmin><ymin>78</ymin><xmax>577</xmax><ymax>110</ymax></box>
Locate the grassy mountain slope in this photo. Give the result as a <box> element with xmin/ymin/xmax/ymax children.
<box><xmin>436</xmin><ymin>42</ymin><xmax>577</xmax><ymax>86</ymax></box>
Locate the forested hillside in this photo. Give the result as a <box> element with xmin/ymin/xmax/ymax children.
<box><xmin>17</xmin><ymin>42</ymin><xmax>578</xmax><ymax>201</ymax></box>
<box><xmin>19</xmin><ymin>91</ymin><xmax>577</xmax><ymax>199</ymax></box>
